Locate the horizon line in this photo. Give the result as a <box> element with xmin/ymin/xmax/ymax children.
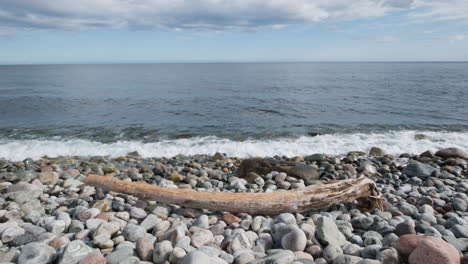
<box><xmin>2</xmin><ymin>60</ymin><xmax>468</xmax><ymax>66</ymax></box>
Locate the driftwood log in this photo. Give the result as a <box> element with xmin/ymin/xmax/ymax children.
<box><xmin>85</xmin><ymin>174</ymin><xmax>383</xmax><ymax>214</ymax></box>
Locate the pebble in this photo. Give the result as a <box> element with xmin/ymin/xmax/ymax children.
<box><xmin>281</xmin><ymin>229</ymin><xmax>307</xmax><ymax>251</ymax></box>
<box><xmin>122</xmin><ymin>224</ymin><xmax>147</xmax><ymax>242</ymax></box>
<box><xmin>78</xmin><ymin>252</ymin><xmax>106</xmax><ymax>264</ymax></box>
<box><xmin>153</xmin><ymin>240</ymin><xmax>173</xmax><ymax>263</ymax></box>
<box><xmin>316</xmin><ymin>216</ymin><xmax>347</xmax><ymax>247</ymax></box>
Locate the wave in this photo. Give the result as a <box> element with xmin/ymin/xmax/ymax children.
<box><xmin>0</xmin><ymin>130</ymin><xmax>467</xmax><ymax>161</ymax></box>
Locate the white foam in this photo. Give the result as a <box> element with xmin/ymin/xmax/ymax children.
<box><xmin>0</xmin><ymin>130</ymin><xmax>468</xmax><ymax>161</ymax></box>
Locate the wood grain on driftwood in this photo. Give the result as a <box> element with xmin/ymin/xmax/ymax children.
<box><xmin>85</xmin><ymin>174</ymin><xmax>383</xmax><ymax>214</ymax></box>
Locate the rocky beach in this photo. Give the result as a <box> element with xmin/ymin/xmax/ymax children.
<box><xmin>0</xmin><ymin>147</ymin><xmax>467</xmax><ymax>264</ymax></box>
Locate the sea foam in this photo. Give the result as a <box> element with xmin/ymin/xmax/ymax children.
<box><xmin>1</xmin><ymin>130</ymin><xmax>468</xmax><ymax>161</ymax></box>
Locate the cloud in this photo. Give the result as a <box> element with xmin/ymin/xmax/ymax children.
<box><xmin>451</xmin><ymin>34</ymin><xmax>467</xmax><ymax>41</ymax></box>
<box><xmin>0</xmin><ymin>0</ymin><xmax>467</xmax><ymax>32</ymax></box>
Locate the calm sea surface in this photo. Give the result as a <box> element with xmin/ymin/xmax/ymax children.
<box><xmin>0</xmin><ymin>62</ymin><xmax>468</xmax><ymax>160</ymax></box>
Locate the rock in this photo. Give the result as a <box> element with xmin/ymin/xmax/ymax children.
<box><xmin>7</xmin><ymin>182</ymin><xmax>42</xmax><ymax>204</ymax></box>
<box><xmin>136</xmin><ymin>235</ymin><xmax>155</xmax><ymax>261</ymax></box>
<box><xmin>452</xmin><ymin>224</ymin><xmax>468</xmax><ymax>238</ymax></box>
<box><xmin>193</xmin><ymin>215</ymin><xmax>210</xmax><ymax>229</ymax></box>
<box><xmin>78</xmin><ymin>253</ymin><xmax>106</xmax><ymax>264</ymax></box>
<box><xmin>122</xmin><ymin>224</ymin><xmax>147</xmax><ymax>242</ymax></box>
<box><xmin>1</xmin><ymin>226</ymin><xmax>25</xmax><ymax>243</ymax></box>
<box><xmin>183</xmin><ymin>251</ymin><xmax>211</xmax><ymax>264</ymax></box>
<box><xmin>275</xmin><ymin>213</ymin><xmax>296</xmax><ymax>225</ymax></box>
<box><xmin>369</xmin><ymin>147</ymin><xmax>385</xmax><ymax>157</ymax></box>
<box><xmin>46</xmin><ymin>220</ymin><xmax>66</xmax><ymax>234</ymax></box>
<box><xmin>92</xmin><ymin>199</ymin><xmax>111</xmax><ymax>212</ymax></box>
<box><xmin>93</xmin><ymin>221</ymin><xmax>120</xmax><ymax>238</ymax></box>
<box><xmin>39</xmin><ymin>171</ymin><xmax>59</xmax><ymax>185</ymax></box>
<box><xmin>333</xmin><ymin>254</ymin><xmax>363</xmax><ymax>264</ymax></box>
<box><xmin>236</xmin><ymin>252</ymin><xmax>255</xmax><ymax>264</ymax></box>
<box><xmin>237</xmin><ymin>159</ymin><xmax>319</xmax><ymax>182</ymax></box>
<box><xmin>191</xmin><ymin>229</ymin><xmax>214</xmax><ymax>248</ymax></box>
<box><xmin>305</xmin><ymin>154</ymin><xmax>327</xmax><ymax>162</ymax></box>
<box><xmin>49</xmin><ymin>236</ymin><xmax>71</xmax><ymax>249</ymax></box>
<box><xmin>250</xmin><ymin>249</ymin><xmax>295</xmax><ymax>264</ymax></box>
<box><xmin>153</xmin><ymin>240</ymin><xmax>173</xmax><ymax>263</ymax></box>
<box><xmin>393</xmin><ymin>234</ymin><xmax>460</xmax><ymax>259</ymax></box>
<box><xmin>59</xmin><ymin>240</ymin><xmax>99</xmax><ymax>264</ymax></box>
<box><xmin>395</xmin><ymin>221</ymin><xmax>416</xmax><ymax>236</ymax></box>
<box><xmin>323</xmin><ymin>244</ymin><xmax>343</xmax><ymax>263</ymax></box>
<box><xmin>435</xmin><ymin>148</ymin><xmax>468</xmax><ymax>159</ymax></box>
<box><xmin>140</xmin><ymin>214</ymin><xmax>161</xmax><ymax>231</ymax></box>
<box><xmin>129</xmin><ymin>207</ymin><xmax>147</xmax><ymax>220</ymax></box>
<box><xmin>223</xmin><ymin>212</ymin><xmax>241</xmax><ymax>224</ymax></box>
<box><xmin>315</xmin><ymin>216</ymin><xmax>346</xmax><ymax>247</ymax></box>
<box><xmin>212</xmin><ymin>152</ymin><xmax>225</xmax><ymax>161</ymax></box>
<box><xmin>408</xmin><ymin>239</ymin><xmax>460</xmax><ymax>264</ymax></box>
<box><xmin>170</xmin><ymin>172</ymin><xmax>185</xmax><ymax>182</ymax></box>
<box><xmin>17</xmin><ymin>242</ymin><xmax>56</xmax><ymax>264</ymax></box>
<box><xmin>377</xmin><ymin>248</ymin><xmax>399</xmax><ymax>264</ymax></box>
<box><xmin>402</xmin><ymin>162</ymin><xmax>437</xmax><ymax>178</ymax></box>
<box><xmin>228</xmin><ymin>233</ymin><xmax>252</xmax><ymax>253</ymax></box>
<box><xmin>281</xmin><ymin>229</ymin><xmax>307</xmax><ymax>251</ymax></box>
<box><xmin>451</xmin><ymin>198</ymin><xmax>467</xmax><ymax>212</ymax></box>
<box><xmin>105</xmin><ymin>247</ymin><xmax>134</xmax><ymax>264</ymax></box>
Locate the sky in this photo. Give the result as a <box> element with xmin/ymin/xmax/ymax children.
<box><xmin>0</xmin><ymin>0</ymin><xmax>467</xmax><ymax>64</ymax></box>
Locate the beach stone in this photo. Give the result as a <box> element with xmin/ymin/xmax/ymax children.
<box><xmin>46</xmin><ymin>220</ymin><xmax>66</xmax><ymax>234</ymax></box>
<box><xmin>250</xmin><ymin>249</ymin><xmax>295</xmax><ymax>264</ymax></box>
<box><xmin>122</xmin><ymin>224</ymin><xmax>147</xmax><ymax>242</ymax></box>
<box><xmin>17</xmin><ymin>242</ymin><xmax>56</xmax><ymax>264</ymax></box>
<box><xmin>136</xmin><ymin>235</ymin><xmax>155</xmax><ymax>261</ymax></box>
<box><xmin>357</xmin><ymin>260</ymin><xmax>381</xmax><ymax>264</ymax></box>
<box><xmin>93</xmin><ymin>221</ymin><xmax>120</xmax><ymax>238</ymax></box>
<box><xmin>129</xmin><ymin>207</ymin><xmax>147</xmax><ymax>220</ymax></box>
<box><xmin>228</xmin><ymin>233</ymin><xmax>252</xmax><ymax>253</ymax></box>
<box><xmin>39</xmin><ymin>171</ymin><xmax>59</xmax><ymax>185</ymax></box>
<box><xmin>48</xmin><ymin>236</ymin><xmax>71</xmax><ymax>249</ymax></box>
<box><xmin>140</xmin><ymin>214</ymin><xmax>161</xmax><ymax>231</ymax></box>
<box><xmin>377</xmin><ymin>248</ymin><xmax>399</xmax><ymax>264</ymax></box>
<box><xmin>193</xmin><ymin>215</ymin><xmax>210</xmax><ymax>229</ymax></box>
<box><xmin>77</xmin><ymin>208</ymin><xmax>100</xmax><ymax>222</ymax></box>
<box><xmin>435</xmin><ymin>148</ymin><xmax>468</xmax><ymax>159</ymax></box>
<box><xmin>183</xmin><ymin>250</ymin><xmax>211</xmax><ymax>264</ymax></box>
<box><xmin>323</xmin><ymin>244</ymin><xmax>343</xmax><ymax>263</ymax></box>
<box><xmin>333</xmin><ymin>254</ymin><xmax>363</xmax><ymax>264</ymax></box>
<box><xmin>153</xmin><ymin>240</ymin><xmax>173</xmax><ymax>263</ymax></box>
<box><xmin>316</xmin><ymin>216</ymin><xmax>346</xmax><ymax>247</ymax></box>
<box><xmin>1</xmin><ymin>227</ymin><xmax>25</xmax><ymax>243</ymax></box>
<box><xmin>452</xmin><ymin>224</ymin><xmax>468</xmax><ymax>238</ymax></box>
<box><xmin>59</xmin><ymin>240</ymin><xmax>99</xmax><ymax>264</ymax></box>
<box><xmin>343</xmin><ymin>243</ymin><xmax>362</xmax><ymax>256</ymax></box>
<box><xmin>452</xmin><ymin>198</ymin><xmax>467</xmax><ymax>212</ymax></box>
<box><xmin>369</xmin><ymin>147</ymin><xmax>385</xmax><ymax>157</ymax></box>
<box><xmin>393</xmin><ymin>234</ymin><xmax>460</xmax><ymax>259</ymax></box>
<box><xmin>223</xmin><ymin>213</ymin><xmax>241</xmax><ymax>224</ymax></box>
<box><xmin>281</xmin><ymin>229</ymin><xmax>307</xmax><ymax>251</ymax></box>
<box><xmin>402</xmin><ymin>162</ymin><xmax>437</xmax><ymax>178</ymax></box>
<box><xmin>105</xmin><ymin>247</ymin><xmax>134</xmax><ymax>264</ymax></box>
<box><xmin>93</xmin><ymin>199</ymin><xmax>111</xmax><ymax>212</ymax></box>
<box><xmin>235</xmin><ymin>252</ymin><xmax>255</xmax><ymax>264</ymax></box>
<box><xmin>191</xmin><ymin>229</ymin><xmax>214</xmax><ymax>248</ymax></box>
<box><xmin>7</xmin><ymin>182</ymin><xmax>42</xmax><ymax>204</ymax></box>
<box><xmin>408</xmin><ymin>239</ymin><xmax>460</xmax><ymax>264</ymax></box>
<box><xmin>78</xmin><ymin>253</ymin><xmax>105</xmax><ymax>264</ymax></box>
<box><xmin>237</xmin><ymin>158</ymin><xmax>319</xmax><ymax>182</ymax></box>
<box><xmin>275</xmin><ymin>213</ymin><xmax>296</xmax><ymax>225</ymax></box>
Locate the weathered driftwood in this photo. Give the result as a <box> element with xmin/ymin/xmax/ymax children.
<box><xmin>85</xmin><ymin>174</ymin><xmax>383</xmax><ymax>214</ymax></box>
<box><xmin>237</xmin><ymin>158</ymin><xmax>320</xmax><ymax>183</ymax></box>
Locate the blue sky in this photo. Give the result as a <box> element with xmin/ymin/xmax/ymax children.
<box><xmin>1</xmin><ymin>0</ymin><xmax>467</xmax><ymax>64</ymax></box>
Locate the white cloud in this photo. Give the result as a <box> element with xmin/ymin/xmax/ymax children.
<box><xmin>452</xmin><ymin>34</ymin><xmax>467</xmax><ymax>41</ymax></box>
<box><xmin>0</xmin><ymin>0</ymin><xmax>466</xmax><ymax>32</ymax></box>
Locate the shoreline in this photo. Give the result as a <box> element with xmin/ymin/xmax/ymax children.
<box><xmin>0</xmin><ymin>148</ymin><xmax>467</xmax><ymax>263</ymax></box>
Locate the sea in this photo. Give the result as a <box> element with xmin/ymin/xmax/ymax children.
<box><xmin>0</xmin><ymin>62</ymin><xmax>467</xmax><ymax>161</ymax></box>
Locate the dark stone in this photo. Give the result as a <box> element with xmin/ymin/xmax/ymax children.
<box><xmin>395</xmin><ymin>222</ymin><xmax>416</xmax><ymax>237</ymax></box>
<box><xmin>402</xmin><ymin>162</ymin><xmax>438</xmax><ymax>179</ymax></box>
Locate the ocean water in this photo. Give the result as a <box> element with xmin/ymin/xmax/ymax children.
<box><xmin>0</xmin><ymin>62</ymin><xmax>467</xmax><ymax>160</ymax></box>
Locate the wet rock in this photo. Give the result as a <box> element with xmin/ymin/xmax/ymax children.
<box><xmin>402</xmin><ymin>162</ymin><xmax>437</xmax><ymax>179</ymax></box>
<box><xmin>435</xmin><ymin>148</ymin><xmax>468</xmax><ymax>159</ymax></box>
<box><xmin>369</xmin><ymin>147</ymin><xmax>386</xmax><ymax>157</ymax></box>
